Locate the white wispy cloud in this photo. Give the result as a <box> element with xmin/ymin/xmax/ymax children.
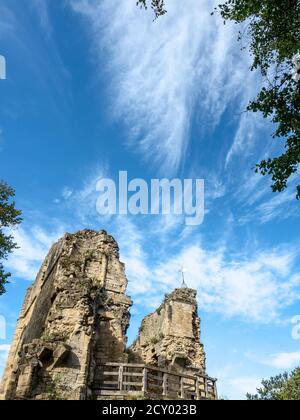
<box><xmin>69</xmin><ymin>0</ymin><xmax>254</xmax><ymax>173</ymax></box>
<box><xmin>235</xmin><ymin>170</ymin><xmax>299</xmax><ymax>225</ymax></box>
<box><xmin>0</xmin><ymin>315</ymin><xmax>6</xmax><ymax>340</ymax></box>
<box><xmin>257</xmin><ymin>190</ymin><xmax>296</xmax><ymax>224</ymax></box>
<box><xmin>227</xmin><ymin>376</ymin><xmax>261</xmax><ymax>399</ymax></box>
<box><xmin>68</xmin><ymin>0</ymin><xmax>298</xmax><ymax>226</ymax></box>
<box><xmin>264</xmin><ymin>351</ymin><xmax>300</xmax><ymax>370</ymax></box>
<box><xmin>151</xmin><ymin>243</ymin><xmax>300</xmax><ymax>322</ymax></box>
<box><xmin>212</xmin><ymin>363</ymin><xmax>262</xmax><ymax>400</ymax></box>
<box><xmin>62</xmin><ymin>187</ymin><xmax>73</xmax><ymax>200</ymax></box>
<box><xmin>55</xmin><ymin>164</ymin><xmax>110</xmax><ymax>223</ymax></box>
<box><xmin>53</xmin><ymin>186</ymin><xmax>73</xmax><ymax>205</ymax></box>
<box><xmin>112</xmin><ymin>216</ymin><xmax>153</xmax><ymax>295</ymax></box>
<box><xmin>226</xmin><ymin>111</ymin><xmax>262</xmax><ymax>168</ymax></box>
<box><xmin>6</xmin><ymin>226</ymin><xmax>65</xmax><ymax>281</ymax></box>
<box><xmin>30</xmin><ymin>0</ymin><xmax>52</xmax><ymax>35</ymax></box>
<box><xmin>0</xmin><ymin>3</ymin><xmax>17</xmax><ymax>37</ymax></box>
<box><xmin>0</xmin><ymin>344</ymin><xmax>10</xmax><ymax>376</ymax></box>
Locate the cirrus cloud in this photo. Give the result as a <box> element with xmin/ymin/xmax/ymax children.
<box><xmin>69</xmin><ymin>0</ymin><xmax>254</xmax><ymax>173</ymax></box>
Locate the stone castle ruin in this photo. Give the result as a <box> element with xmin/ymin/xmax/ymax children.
<box><xmin>0</xmin><ymin>230</ymin><xmax>217</xmax><ymax>400</ymax></box>
<box><xmin>129</xmin><ymin>288</ymin><xmax>206</xmax><ymax>373</ymax></box>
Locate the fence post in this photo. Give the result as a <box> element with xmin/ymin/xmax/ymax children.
<box><xmin>196</xmin><ymin>376</ymin><xmax>200</xmax><ymax>400</ymax></box>
<box><xmin>204</xmin><ymin>377</ymin><xmax>208</xmax><ymax>399</ymax></box>
<box><xmin>214</xmin><ymin>380</ymin><xmax>218</xmax><ymax>400</ymax></box>
<box><xmin>163</xmin><ymin>373</ymin><xmax>168</xmax><ymax>397</ymax></box>
<box><xmin>180</xmin><ymin>376</ymin><xmax>184</xmax><ymax>399</ymax></box>
<box><xmin>118</xmin><ymin>365</ymin><xmax>124</xmax><ymax>391</ymax></box>
<box><xmin>142</xmin><ymin>367</ymin><xmax>148</xmax><ymax>395</ymax></box>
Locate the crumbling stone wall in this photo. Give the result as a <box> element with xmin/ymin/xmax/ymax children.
<box><xmin>129</xmin><ymin>288</ymin><xmax>206</xmax><ymax>374</ymax></box>
<box><xmin>1</xmin><ymin>230</ymin><xmax>212</xmax><ymax>400</ymax></box>
<box><xmin>0</xmin><ymin>230</ymin><xmax>132</xmax><ymax>400</ymax></box>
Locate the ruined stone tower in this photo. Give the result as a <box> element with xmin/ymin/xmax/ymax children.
<box><xmin>0</xmin><ymin>230</ymin><xmax>132</xmax><ymax>400</ymax></box>
<box><xmin>129</xmin><ymin>288</ymin><xmax>206</xmax><ymax>374</ymax></box>
<box><xmin>1</xmin><ymin>230</ymin><xmax>216</xmax><ymax>400</ymax></box>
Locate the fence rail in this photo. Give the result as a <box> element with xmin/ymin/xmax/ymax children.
<box><xmin>93</xmin><ymin>363</ymin><xmax>217</xmax><ymax>400</ymax></box>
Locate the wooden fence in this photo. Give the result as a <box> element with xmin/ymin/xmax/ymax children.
<box><xmin>93</xmin><ymin>363</ymin><xmax>217</xmax><ymax>400</ymax></box>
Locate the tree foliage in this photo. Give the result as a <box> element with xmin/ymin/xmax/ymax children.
<box><xmin>247</xmin><ymin>368</ymin><xmax>300</xmax><ymax>400</ymax></box>
<box><xmin>215</xmin><ymin>0</ymin><xmax>300</xmax><ymax>199</ymax></box>
<box><xmin>137</xmin><ymin>0</ymin><xmax>167</xmax><ymax>19</ymax></box>
<box><xmin>0</xmin><ymin>181</ymin><xmax>22</xmax><ymax>295</ymax></box>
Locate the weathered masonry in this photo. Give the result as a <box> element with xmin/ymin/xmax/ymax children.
<box><xmin>0</xmin><ymin>230</ymin><xmax>217</xmax><ymax>400</ymax></box>
<box><xmin>0</xmin><ymin>230</ymin><xmax>132</xmax><ymax>400</ymax></box>
<box><xmin>129</xmin><ymin>288</ymin><xmax>206</xmax><ymax>374</ymax></box>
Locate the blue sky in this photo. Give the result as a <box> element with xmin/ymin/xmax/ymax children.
<box><xmin>0</xmin><ymin>0</ymin><xmax>300</xmax><ymax>400</ymax></box>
